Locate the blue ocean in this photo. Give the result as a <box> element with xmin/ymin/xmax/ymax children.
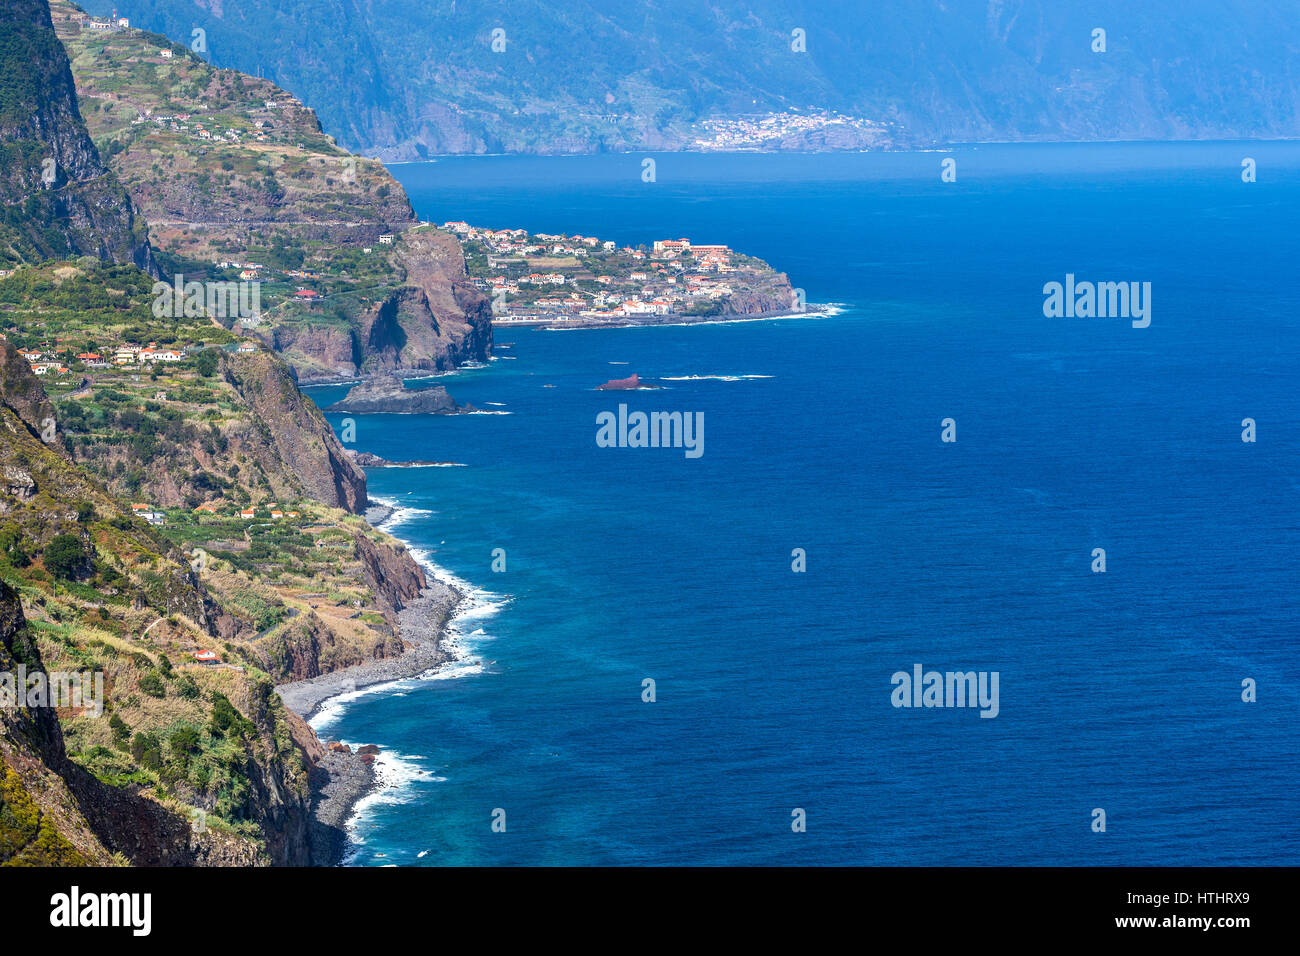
<box><xmin>306</xmin><ymin>144</ymin><xmax>1299</xmax><ymax>865</ymax></box>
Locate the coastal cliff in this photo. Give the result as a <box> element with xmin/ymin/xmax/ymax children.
<box><xmin>0</xmin><ymin>256</ymin><xmax>460</xmax><ymax>866</ymax></box>
<box><xmin>219</xmin><ymin>350</ymin><xmax>368</xmax><ymax>514</ymax></box>
<box><xmin>49</xmin><ymin>0</ymin><xmax>492</xmax><ymax>382</ymax></box>
<box><xmin>1</xmin><ymin>4</ymin><xmax>462</xmax><ymax>866</ymax></box>
<box><xmin>0</xmin><ymin>340</ymin><xmax>315</xmax><ymax>865</ymax></box>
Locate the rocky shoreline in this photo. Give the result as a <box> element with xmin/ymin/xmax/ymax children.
<box><xmin>276</xmin><ymin>500</ymin><xmax>465</xmax><ymax>865</ymax></box>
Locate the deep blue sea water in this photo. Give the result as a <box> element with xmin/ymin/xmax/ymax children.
<box><xmin>306</xmin><ymin>144</ymin><xmax>1299</xmax><ymax>865</ymax></box>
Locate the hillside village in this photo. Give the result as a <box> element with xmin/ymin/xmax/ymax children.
<box><xmin>8</xmin><ymin>335</ymin><xmax>260</xmax><ymax>379</ymax></box>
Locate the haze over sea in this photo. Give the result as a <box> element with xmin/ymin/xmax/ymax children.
<box><xmin>307</xmin><ymin>145</ymin><xmax>1299</xmax><ymax>865</ymax></box>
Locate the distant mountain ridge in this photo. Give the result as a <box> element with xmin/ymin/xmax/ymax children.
<box><xmin>74</xmin><ymin>0</ymin><xmax>1300</xmax><ymax>160</ymax></box>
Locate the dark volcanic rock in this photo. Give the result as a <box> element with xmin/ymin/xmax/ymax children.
<box><xmin>327</xmin><ymin>375</ymin><xmax>470</xmax><ymax>414</ymax></box>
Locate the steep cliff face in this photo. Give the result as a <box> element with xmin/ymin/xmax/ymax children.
<box><xmin>254</xmin><ymin>609</ymin><xmax>406</xmax><ymax>682</ymax></box>
<box><xmin>386</xmin><ymin>228</ymin><xmax>494</xmax><ymax>372</ymax></box>
<box><xmin>0</xmin><ymin>580</ymin><xmax>113</xmax><ymax>865</ymax></box>
<box><xmin>0</xmin><ymin>0</ymin><xmax>155</xmax><ymax>271</ymax></box>
<box><xmin>0</xmin><ymin>485</ymin><xmax>291</xmax><ymax>866</ymax></box>
<box><xmin>0</xmin><ymin>339</ymin><xmax>57</xmax><ymax>442</ymax></box>
<box><xmin>723</xmin><ymin>276</ymin><xmax>797</xmax><ymax>316</ymax></box>
<box><xmin>219</xmin><ymin>350</ymin><xmax>368</xmax><ymax>514</ymax></box>
<box><xmin>353</xmin><ymin>531</ymin><xmax>426</xmax><ymax>616</ymax></box>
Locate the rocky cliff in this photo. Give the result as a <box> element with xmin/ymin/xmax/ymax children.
<box><xmin>0</xmin><ymin>0</ymin><xmax>155</xmax><ymax>271</ymax></box>
<box><xmin>0</xmin><ymin>579</ymin><xmax>114</xmax><ymax>865</ymax></box>
<box><xmin>722</xmin><ymin>276</ymin><xmax>798</xmax><ymax>316</ymax></box>
<box><xmin>219</xmin><ymin>349</ymin><xmax>368</xmax><ymax>513</ymax></box>
<box><xmin>0</xmin><ymin>344</ymin><xmax>316</xmax><ymax>865</ymax></box>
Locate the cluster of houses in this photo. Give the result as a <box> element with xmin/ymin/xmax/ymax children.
<box><xmin>15</xmin><ymin>348</ymin><xmax>70</xmax><ymax>377</ymax></box>
<box><xmin>134</xmin><ymin>107</ymin><xmax>276</xmax><ymax>146</ymax></box>
<box><xmin>111</xmin><ymin>343</ymin><xmax>185</xmax><ymax>365</ymax></box>
<box><xmin>446</xmin><ymin>222</ymin><xmax>616</xmax><ymax>258</ymax></box>
<box><xmin>12</xmin><ymin>341</ymin><xmax>192</xmax><ymax>376</ymax></box>
<box><xmin>520</xmin><ymin>273</ymin><xmax>568</xmax><ymax>287</ymax></box>
<box><xmin>133</xmin><ymin>502</ymin><xmax>304</xmax><ymax>522</ymax></box>
<box><xmin>651</xmin><ymin>238</ymin><xmax>735</xmax><ymax>272</ymax></box>
<box><xmin>691</xmin><ymin>110</ymin><xmax>888</xmax><ymax>150</ymax></box>
<box><xmin>455</xmin><ymin>223</ymin><xmax>745</xmax><ymax>321</ymax></box>
<box><xmin>130</xmin><ymin>503</ymin><xmax>166</xmax><ymax>526</ymax></box>
<box><xmin>72</xmin><ymin>11</ymin><xmax>131</xmax><ymax>32</ymax></box>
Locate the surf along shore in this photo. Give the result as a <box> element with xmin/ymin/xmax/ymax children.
<box><xmin>275</xmin><ymin>501</ymin><xmax>468</xmax><ymax>865</ymax></box>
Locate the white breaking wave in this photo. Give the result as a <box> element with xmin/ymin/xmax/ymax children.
<box><xmin>400</xmin><ymin>545</ymin><xmax>509</xmax><ymax>684</ymax></box>
<box><xmin>368</xmin><ymin>494</ymin><xmax>435</xmax><ymax>531</ymax></box>
<box><xmin>342</xmin><ymin>746</ymin><xmax>445</xmax><ymax>864</ymax></box>
<box><xmin>658</xmin><ymin>374</ymin><xmax>774</xmax><ymax>382</ymax></box>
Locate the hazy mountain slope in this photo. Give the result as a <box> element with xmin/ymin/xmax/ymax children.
<box><xmin>75</xmin><ymin>0</ymin><xmax>1300</xmax><ymax>160</ymax></box>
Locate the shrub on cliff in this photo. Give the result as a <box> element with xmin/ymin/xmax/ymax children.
<box><xmin>129</xmin><ymin>732</ymin><xmax>163</xmax><ymax>771</ymax></box>
<box><xmin>42</xmin><ymin>534</ymin><xmax>90</xmax><ymax>580</ymax></box>
<box><xmin>138</xmin><ymin>671</ymin><xmax>166</xmax><ymax>699</ymax></box>
<box><xmin>209</xmin><ymin>692</ymin><xmax>253</xmax><ymax>738</ymax></box>
<box><xmin>109</xmin><ymin>713</ymin><xmax>131</xmax><ymax>751</ymax></box>
<box><xmin>175</xmin><ymin>673</ymin><xmax>200</xmax><ymax>700</ymax></box>
<box><xmin>168</xmin><ymin>726</ymin><xmax>201</xmax><ymax>768</ymax></box>
<box><xmin>194</xmin><ymin>348</ymin><xmax>219</xmax><ymax>377</ymax></box>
